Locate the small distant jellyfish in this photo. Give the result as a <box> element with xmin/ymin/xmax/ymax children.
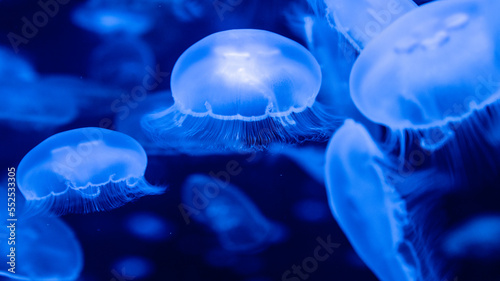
<box><xmin>0</xmin><ymin>216</ymin><xmax>83</xmax><ymax>280</ymax></box>
<box><xmin>41</xmin><ymin>75</ymin><xmax>123</xmax><ymax>118</ymax></box>
<box><xmin>325</xmin><ymin>119</ymin><xmax>421</xmax><ymax>281</ymax></box>
<box><xmin>17</xmin><ymin>127</ymin><xmax>164</xmax><ymax>216</ymax></box>
<box><xmin>271</xmin><ymin>144</ymin><xmax>326</xmax><ymax>184</ymax></box>
<box><xmin>111</xmin><ymin>256</ymin><xmax>154</xmax><ymax>280</ymax></box>
<box><xmin>165</xmin><ymin>0</ymin><xmax>209</xmax><ymax>22</ymax></box>
<box><xmin>142</xmin><ymin>29</ymin><xmax>339</xmax><ymax>153</ymax></box>
<box><xmin>125</xmin><ymin>211</ymin><xmax>175</xmax><ymax>241</ymax></box>
<box><xmin>325</xmin><ymin>0</ymin><xmax>500</xmax><ymax>152</ymax></box>
<box><xmin>0</xmin><ymin>46</ymin><xmax>37</xmax><ymax>82</ymax></box>
<box><xmin>442</xmin><ymin>214</ymin><xmax>500</xmax><ymax>260</ymax></box>
<box><xmin>71</xmin><ymin>0</ymin><xmax>156</xmax><ymax>35</ymax></box>
<box><xmin>88</xmin><ymin>37</ymin><xmax>156</xmax><ymax>89</ymax></box>
<box><xmin>179</xmin><ymin>174</ymin><xmax>285</xmax><ymax>252</ymax></box>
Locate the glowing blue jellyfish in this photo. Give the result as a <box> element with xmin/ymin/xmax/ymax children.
<box><xmin>180</xmin><ymin>174</ymin><xmax>285</xmax><ymax>252</ymax></box>
<box><xmin>310</xmin><ymin>0</ymin><xmax>416</xmax><ymax>51</ymax></box>
<box><xmin>0</xmin><ymin>46</ymin><xmax>37</xmax><ymax>82</ymax></box>
<box><xmin>71</xmin><ymin>0</ymin><xmax>156</xmax><ymax>35</ymax></box>
<box><xmin>88</xmin><ymin>37</ymin><xmax>156</xmax><ymax>89</ymax></box>
<box><xmin>111</xmin><ymin>256</ymin><xmax>154</xmax><ymax>280</ymax></box>
<box><xmin>0</xmin><ymin>216</ymin><xmax>83</xmax><ymax>280</ymax></box>
<box><xmin>442</xmin><ymin>214</ymin><xmax>500</xmax><ymax>260</ymax></box>
<box><xmin>41</xmin><ymin>75</ymin><xmax>123</xmax><ymax>118</ymax></box>
<box><xmin>125</xmin><ymin>211</ymin><xmax>175</xmax><ymax>241</ymax></box>
<box><xmin>0</xmin><ymin>78</ymin><xmax>78</xmax><ymax>131</ymax></box>
<box><xmin>323</xmin><ymin>0</ymin><xmax>500</xmax><ymax>151</ymax></box>
<box><xmin>325</xmin><ymin>119</ymin><xmax>421</xmax><ymax>281</ymax></box>
<box><xmin>166</xmin><ymin>0</ymin><xmax>209</xmax><ymax>22</ymax></box>
<box><xmin>271</xmin><ymin>144</ymin><xmax>326</xmax><ymax>184</ymax></box>
<box><xmin>17</xmin><ymin>127</ymin><xmax>164</xmax><ymax>216</ymax></box>
<box><xmin>142</xmin><ymin>29</ymin><xmax>339</xmax><ymax>153</ymax></box>
<box><xmin>284</xmin><ymin>2</ymin><xmax>358</xmax><ymax>113</ymax></box>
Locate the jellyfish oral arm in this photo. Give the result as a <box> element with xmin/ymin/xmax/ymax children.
<box><xmin>321</xmin><ymin>0</ymin><xmax>416</xmax><ymax>51</ymax></box>
<box><xmin>325</xmin><ymin>120</ymin><xmax>420</xmax><ymax>281</ymax></box>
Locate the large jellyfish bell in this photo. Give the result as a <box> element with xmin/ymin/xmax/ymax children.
<box><xmin>17</xmin><ymin>127</ymin><xmax>164</xmax><ymax>216</ymax></box>
<box><xmin>142</xmin><ymin>29</ymin><xmax>338</xmax><ymax>153</ymax></box>
<box><xmin>348</xmin><ymin>0</ymin><xmax>500</xmax><ymax>150</ymax></box>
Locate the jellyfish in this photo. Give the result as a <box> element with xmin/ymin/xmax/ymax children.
<box><xmin>111</xmin><ymin>256</ymin><xmax>154</xmax><ymax>280</ymax></box>
<box><xmin>270</xmin><ymin>144</ymin><xmax>326</xmax><ymax>184</ymax></box>
<box><xmin>88</xmin><ymin>37</ymin><xmax>156</xmax><ymax>90</ymax></box>
<box><xmin>325</xmin><ymin>119</ymin><xmax>421</xmax><ymax>281</ymax></box>
<box><xmin>180</xmin><ymin>174</ymin><xmax>285</xmax><ymax>252</ymax></box>
<box><xmin>0</xmin><ymin>46</ymin><xmax>37</xmax><ymax>82</ymax></box>
<box><xmin>284</xmin><ymin>2</ymin><xmax>360</xmax><ymax>114</ymax></box>
<box><xmin>142</xmin><ymin>29</ymin><xmax>340</xmax><ymax>153</ymax></box>
<box><xmin>41</xmin><ymin>75</ymin><xmax>123</xmax><ymax>118</ymax></box>
<box><xmin>71</xmin><ymin>0</ymin><xmax>156</xmax><ymax>35</ymax></box>
<box><xmin>125</xmin><ymin>211</ymin><xmax>175</xmax><ymax>241</ymax></box>
<box><xmin>442</xmin><ymin>214</ymin><xmax>500</xmax><ymax>260</ymax></box>
<box><xmin>0</xmin><ymin>216</ymin><xmax>83</xmax><ymax>280</ymax></box>
<box><xmin>308</xmin><ymin>0</ymin><xmax>416</xmax><ymax>51</ymax></box>
<box><xmin>319</xmin><ymin>0</ymin><xmax>500</xmax><ymax>153</ymax></box>
<box><xmin>0</xmin><ymin>78</ymin><xmax>78</xmax><ymax>131</ymax></box>
<box><xmin>163</xmin><ymin>0</ymin><xmax>210</xmax><ymax>22</ymax></box>
<box><xmin>17</xmin><ymin>127</ymin><xmax>164</xmax><ymax>216</ymax></box>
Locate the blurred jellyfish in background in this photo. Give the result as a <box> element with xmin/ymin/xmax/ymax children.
<box><xmin>164</xmin><ymin>0</ymin><xmax>212</xmax><ymax>23</ymax></box>
<box><xmin>71</xmin><ymin>0</ymin><xmax>156</xmax><ymax>36</ymax></box>
<box><xmin>125</xmin><ymin>211</ymin><xmax>175</xmax><ymax>241</ymax></box>
<box><xmin>270</xmin><ymin>144</ymin><xmax>326</xmax><ymax>184</ymax></box>
<box><xmin>0</xmin><ymin>46</ymin><xmax>37</xmax><ymax>82</ymax></box>
<box><xmin>0</xmin><ymin>78</ymin><xmax>79</xmax><ymax>131</ymax></box>
<box><xmin>180</xmin><ymin>174</ymin><xmax>286</xmax><ymax>252</ymax></box>
<box><xmin>142</xmin><ymin>29</ymin><xmax>340</xmax><ymax>154</ymax></box>
<box><xmin>87</xmin><ymin>37</ymin><xmax>157</xmax><ymax>90</ymax></box>
<box><xmin>17</xmin><ymin>127</ymin><xmax>164</xmax><ymax>216</ymax></box>
<box><xmin>284</xmin><ymin>2</ymin><xmax>360</xmax><ymax>118</ymax></box>
<box><xmin>325</xmin><ymin>120</ymin><xmax>423</xmax><ymax>281</ymax></box>
<box><xmin>442</xmin><ymin>214</ymin><xmax>500</xmax><ymax>261</ymax></box>
<box><xmin>116</xmin><ymin>91</ymin><xmax>174</xmax><ymax>155</ymax></box>
<box><xmin>111</xmin><ymin>256</ymin><xmax>154</xmax><ymax>280</ymax></box>
<box><xmin>40</xmin><ymin>75</ymin><xmax>123</xmax><ymax>118</ymax></box>
<box><xmin>0</xmin><ymin>216</ymin><xmax>83</xmax><ymax>280</ymax></box>
<box><xmin>309</xmin><ymin>0</ymin><xmax>416</xmax><ymax>51</ymax></box>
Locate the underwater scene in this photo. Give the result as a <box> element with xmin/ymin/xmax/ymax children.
<box><xmin>1</xmin><ymin>0</ymin><xmax>499</xmax><ymax>280</ymax></box>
